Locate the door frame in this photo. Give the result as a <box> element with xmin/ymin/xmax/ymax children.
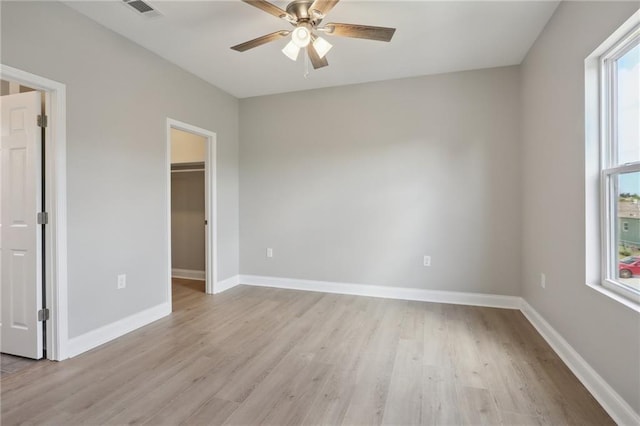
<box><xmin>0</xmin><ymin>64</ymin><xmax>68</xmax><ymax>361</ymax></box>
<box><xmin>166</xmin><ymin>118</ymin><xmax>217</xmax><ymax>301</ymax></box>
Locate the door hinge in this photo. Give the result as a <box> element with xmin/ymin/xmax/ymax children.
<box><xmin>38</xmin><ymin>308</ymin><xmax>50</xmax><ymax>322</ymax></box>
<box><xmin>37</xmin><ymin>212</ymin><xmax>48</xmax><ymax>225</ymax></box>
<box><xmin>37</xmin><ymin>114</ymin><xmax>48</xmax><ymax>128</ymax></box>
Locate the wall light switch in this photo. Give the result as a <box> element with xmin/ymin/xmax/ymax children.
<box><xmin>117</xmin><ymin>274</ymin><xmax>126</xmax><ymax>289</ymax></box>
<box><xmin>266</xmin><ymin>248</ymin><xmax>273</xmax><ymax>258</ymax></box>
<box><xmin>423</xmin><ymin>255</ymin><xmax>431</xmax><ymax>267</ymax></box>
<box><xmin>540</xmin><ymin>273</ymin><xmax>546</xmax><ymax>289</ymax></box>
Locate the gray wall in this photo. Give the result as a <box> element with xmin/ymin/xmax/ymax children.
<box><xmin>240</xmin><ymin>66</ymin><xmax>521</xmax><ymax>295</ymax></box>
<box><xmin>1</xmin><ymin>1</ymin><xmax>240</xmax><ymax>338</ymax></box>
<box><xmin>171</xmin><ymin>171</ymin><xmax>205</xmax><ymax>272</ymax></box>
<box><xmin>520</xmin><ymin>1</ymin><xmax>640</xmax><ymax>414</ymax></box>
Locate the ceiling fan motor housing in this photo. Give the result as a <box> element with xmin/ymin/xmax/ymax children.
<box><xmin>286</xmin><ymin>0</ymin><xmax>322</xmax><ymax>25</ymax></box>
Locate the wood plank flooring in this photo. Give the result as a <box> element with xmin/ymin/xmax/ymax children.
<box><xmin>0</xmin><ymin>279</ymin><xmax>613</xmax><ymax>425</ymax></box>
<box><xmin>1</xmin><ymin>354</ymin><xmax>37</xmax><ymax>378</ymax></box>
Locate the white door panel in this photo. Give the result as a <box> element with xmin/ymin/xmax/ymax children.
<box><xmin>0</xmin><ymin>91</ymin><xmax>43</xmax><ymax>359</ymax></box>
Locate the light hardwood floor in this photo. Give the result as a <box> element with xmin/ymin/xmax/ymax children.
<box><xmin>0</xmin><ymin>279</ymin><xmax>612</xmax><ymax>425</ymax></box>
<box><xmin>0</xmin><ymin>354</ymin><xmax>37</xmax><ymax>377</ymax></box>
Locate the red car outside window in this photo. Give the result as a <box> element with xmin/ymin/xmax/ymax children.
<box><xmin>618</xmin><ymin>256</ymin><xmax>640</xmax><ymax>278</ymax></box>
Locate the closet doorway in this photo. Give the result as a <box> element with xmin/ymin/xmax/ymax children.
<box><xmin>166</xmin><ymin>119</ymin><xmax>216</xmax><ymax>305</ymax></box>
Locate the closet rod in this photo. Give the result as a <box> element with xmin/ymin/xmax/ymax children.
<box><xmin>171</xmin><ymin>168</ymin><xmax>204</xmax><ymax>173</ymax></box>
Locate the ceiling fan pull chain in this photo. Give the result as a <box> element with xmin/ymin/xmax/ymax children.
<box><xmin>303</xmin><ymin>48</ymin><xmax>310</xmax><ymax>79</ymax></box>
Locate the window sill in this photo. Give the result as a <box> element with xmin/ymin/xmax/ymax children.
<box><xmin>586</xmin><ymin>282</ymin><xmax>640</xmax><ymax>313</ymax></box>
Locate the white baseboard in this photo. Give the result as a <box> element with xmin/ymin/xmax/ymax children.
<box><xmin>215</xmin><ymin>274</ymin><xmax>240</xmax><ymax>294</ymax></box>
<box><xmin>520</xmin><ymin>300</ymin><xmax>640</xmax><ymax>426</ymax></box>
<box><xmin>66</xmin><ymin>302</ymin><xmax>171</xmax><ymax>359</ymax></box>
<box><xmin>172</xmin><ymin>268</ymin><xmax>205</xmax><ymax>281</ymax></box>
<box><xmin>239</xmin><ymin>275</ymin><xmax>521</xmax><ymax>309</ymax></box>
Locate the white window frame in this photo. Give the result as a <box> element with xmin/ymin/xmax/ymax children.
<box><xmin>599</xmin><ymin>24</ymin><xmax>640</xmax><ymax>304</ymax></box>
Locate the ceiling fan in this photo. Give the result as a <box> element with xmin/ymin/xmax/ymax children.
<box><xmin>231</xmin><ymin>0</ymin><xmax>396</xmax><ymax>69</ymax></box>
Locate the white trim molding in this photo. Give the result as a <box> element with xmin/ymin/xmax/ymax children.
<box><xmin>214</xmin><ymin>275</ymin><xmax>240</xmax><ymax>294</ymax></box>
<box><xmin>171</xmin><ymin>268</ymin><xmax>205</xmax><ymax>281</ymax></box>
<box><xmin>520</xmin><ymin>300</ymin><xmax>640</xmax><ymax>426</ymax></box>
<box><xmin>239</xmin><ymin>275</ymin><xmax>521</xmax><ymax>309</ymax></box>
<box><xmin>66</xmin><ymin>303</ymin><xmax>171</xmax><ymax>359</ymax></box>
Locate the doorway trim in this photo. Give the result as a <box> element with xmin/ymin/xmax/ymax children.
<box><xmin>0</xmin><ymin>64</ymin><xmax>68</xmax><ymax>361</ymax></box>
<box><xmin>166</xmin><ymin>118</ymin><xmax>217</xmax><ymax>302</ymax></box>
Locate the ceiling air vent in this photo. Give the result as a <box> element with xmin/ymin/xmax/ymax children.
<box><xmin>122</xmin><ymin>0</ymin><xmax>162</xmax><ymax>18</ymax></box>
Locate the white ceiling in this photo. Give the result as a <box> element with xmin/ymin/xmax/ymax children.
<box><xmin>64</xmin><ymin>1</ymin><xmax>560</xmax><ymax>98</ymax></box>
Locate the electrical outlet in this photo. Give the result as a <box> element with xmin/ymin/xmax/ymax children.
<box><xmin>423</xmin><ymin>255</ymin><xmax>431</xmax><ymax>267</ymax></box>
<box><xmin>266</xmin><ymin>248</ymin><xmax>273</xmax><ymax>258</ymax></box>
<box><xmin>540</xmin><ymin>273</ymin><xmax>546</xmax><ymax>289</ymax></box>
<box><xmin>117</xmin><ymin>274</ymin><xmax>126</xmax><ymax>289</ymax></box>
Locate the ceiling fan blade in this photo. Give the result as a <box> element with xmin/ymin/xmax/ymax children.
<box><xmin>230</xmin><ymin>30</ymin><xmax>290</xmax><ymax>52</ymax></box>
<box><xmin>307</xmin><ymin>44</ymin><xmax>328</xmax><ymax>69</ymax></box>
<box><xmin>325</xmin><ymin>23</ymin><xmax>396</xmax><ymax>42</ymax></box>
<box><xmin>308</xmin><ymin>0</ymin><xmax>340</xmax><ymax>18</ymax></box>
<box><xmin>241</xmin><ymin>0</ymin><xmax>294</xmax><ymax>21</ymax></box>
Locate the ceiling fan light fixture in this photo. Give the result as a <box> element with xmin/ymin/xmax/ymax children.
<box><xmin>282</xmin><ymin>40</ymin><xmax>300</xmax><ymax>61</ymax></box>
<box><xmin>312</xmin><ymin>36</ymin><xmax>332</xmax><ymax>58</ymax></box>
<box><xmin>233</xmin><ymin>0</ymin><xmax>397</xmax><ymax>71</ymax></box>
<box><xmin>291</xmin><ymin>26</ymin><xmax>311</xmax><ymax>48</ymax></box>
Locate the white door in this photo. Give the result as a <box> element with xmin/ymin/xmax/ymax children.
<box><xmin>0</xmin><ymin>91</ymin><xmax>43</xmax><ymax>359</ymax></box>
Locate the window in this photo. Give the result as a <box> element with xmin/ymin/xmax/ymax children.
<box><xmin>600</xmin><ymin>24</ymin><xmax>640</xmax><ymax>303</ymax></box>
